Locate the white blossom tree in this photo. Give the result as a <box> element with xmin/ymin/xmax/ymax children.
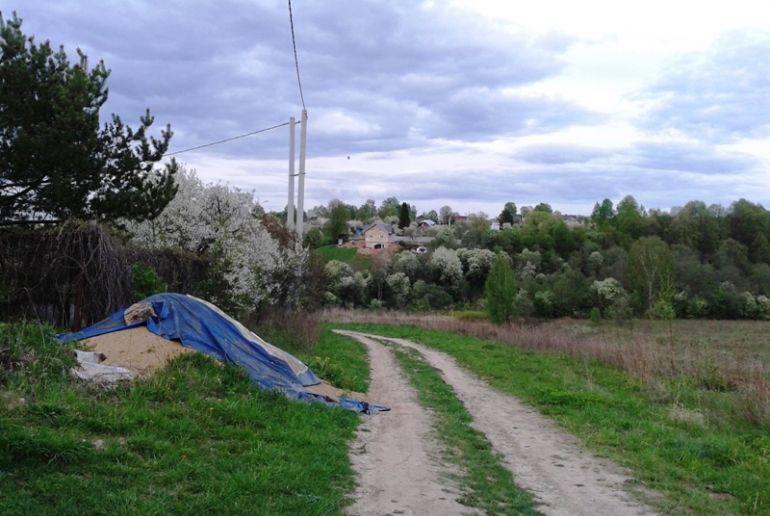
<box><xmin>126</xmin><ymin>167</ymin><xmax>306</xmax><ymax>308</ymax></box>
<box><xmin>430</xmin><ymin>247</ymin><xmax>463</xmax><ymax>287</ymax></box>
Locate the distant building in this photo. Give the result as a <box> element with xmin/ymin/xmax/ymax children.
<box><xmin>363</xmin><ymin>222</ymin><xmax>394</xmax><ymax>249</ymax></box>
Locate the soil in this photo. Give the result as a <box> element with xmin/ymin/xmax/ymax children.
<box><xmin>342</xmin><ymin>332</ymin><xmax>476</xmax><ymax>516</ymax></box>
<box><xmin>336</xmin><ymin>330</ymin><xmax>657</xmax><ymax>516</ymax></box>
<box><xmin>80</xmin><ymin>327</ymin><xmax>194</xmax><ymax>377</ymax></box>
<box><xmin>304</xmin><ymin>380</ymin><xmax>376</xmax><ymax>404</ymax></box>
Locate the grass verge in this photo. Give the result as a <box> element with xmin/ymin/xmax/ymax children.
<box><xmin>336</xmin><ymin>322</ymin><xmax>770</xmax><ymax>515</ymax></box>
<box><xmin>391</xmin><ymin>345</ymin><xmax>539</xmax><ymax>515</ymax></box>
<box><xmin>0</xmin><ymin>322</ymin><xmax>362</xmax><ymax>515</ymax></box>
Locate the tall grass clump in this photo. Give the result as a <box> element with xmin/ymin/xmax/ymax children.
<box><xmin>0</xmin><ymin>321</ymin><xmax>74</xmax><ymax>391</ymax></box>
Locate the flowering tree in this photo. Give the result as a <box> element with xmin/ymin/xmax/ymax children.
<box><xmin>385</xmin><ymin>272</ymin><xmax>411</xmax><ymax>307</ymax></box>
<box><xmin>430</xmin><ymin>247</ymin><xmax>463</xmax><ymax>287</ymax></box>
<box><xmin>324</xmin><ymin>260</ymin><xmax>370</xmax><ymax>307</ymax></box>
<box><xmin>457</xmin><ymin>248</ymin><xmax>496</xmax><ymax>287</ymax></box>
<box><xmin>126</xmin><ymin>168</ymin><xmax>306</xmax><ymax>309</ymax></box>
<box><xmin>391</xmin><ymin>251</ymin><xmax>420</xmax><ymax>280</ymax></box>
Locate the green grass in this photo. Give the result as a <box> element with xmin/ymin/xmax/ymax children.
<box><xmin>0</xmin><ymin>322</ymin><xmax>363</xmax><ymax>515</ymax></box>
<box><xmin>392</xmin><ymin>345</ymin><xmax>539</xmax><ymax>515</ymax></box>
<box><xmin>335</xmin><ymin>323</ymin><xmax>770</xmax><ymax>515</ymax></box>
<box><xmin>315</xmin><ymin>246</ymin><xmax>371</xmax><ymax>270</ymax></box>
<box><xmin>302</xmin><ymin>326</ymin><xmax>369</xmax><ymax>393</ymax></box>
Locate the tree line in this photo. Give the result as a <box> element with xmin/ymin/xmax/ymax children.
<box><xmin>316</xmin><ymin>195</ymin><xmax>770</xmax><ymax>321</ymax></box>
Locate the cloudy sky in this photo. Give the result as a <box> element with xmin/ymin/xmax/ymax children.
<box><xmin>11</xmin><ymin>0</ymin><xmax>770</xmax><ymax>215</ymax></box>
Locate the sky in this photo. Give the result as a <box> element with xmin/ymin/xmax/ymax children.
<box><xmin>8</xmin><ymin>0</ymin><xmax>770</xmax><ymax>216</ymax></box>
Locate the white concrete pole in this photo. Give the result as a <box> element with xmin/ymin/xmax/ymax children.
<box><xmin>287</xmin><ymin>117</ymin><xmax>296</xmax><ymax>229</ymax></box>
<box><xmin>296</xmin><ymin>109</ymin><xmax>308</xmax><ymax>240</ymax></box>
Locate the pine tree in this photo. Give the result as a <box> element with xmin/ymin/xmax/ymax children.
<box><xmin>0</xmin><ymin>13</ymin><xmax>177</xmax><ymax>224</ymax></box>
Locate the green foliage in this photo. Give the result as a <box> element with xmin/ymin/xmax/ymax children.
<box><xmin>485</xmin><ymin>254</ymin><xmax>517</xmax><ymax>324</ymax></box>
<box><xmin>629</xmin><ymin>236</ymin><xmax>674</xmax><ymax>313</ymax></box>
<box><xmin>303</xmin><ymin>227</ymin><xmax>324</xmax><ymax>249</ymax></box>
<box><xmin>398</xmin><ymin>201</ymin><xmax>411</xmax><ymax>229</ymax></box>
<box><xmin>131</xmin><ymin>263</ymin><xmax>167</xmax><ymax>300</ymax></box>
<box><xmin>411</xmin><ymin>280</ymin><xmax>454</xmax><ymax>310</ymax></box>
<box><xmin>0</xmin><ymin>13</ymin><xmax>177</xmax><ymax>223</ymax></box>
<box><xmin>0</xmin><ymin>322</ymin><xmax>74</xmax><ymax>391</ymax></box>
<box><xmin>324</xmin><ymin>202</ymin><xmax>350</xmax><ymax>242</ymax></box>
<box><xmin>378</xmin><ymin>196</ymin><xmax>401</xmax><ymax>219</ymax></box>
<box><xmin>308</xmin><ymin>193</ymin><xmax>770</xmax><ymax>320</ymax></box>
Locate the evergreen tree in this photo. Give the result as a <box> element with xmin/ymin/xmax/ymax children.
<box><xmin>398</xmin><ymin>201</ymin><xmax>411</xmax><ymax>229</ymax></box>
<box><xmin>485</xmin><ymin>254</ymin><xmax>517</xmax><ymax>324</ymax></box>
<box><xmin>0</xmin><ymin>13</ymin><xmax>177</xmax><ymax>224</ymax></box>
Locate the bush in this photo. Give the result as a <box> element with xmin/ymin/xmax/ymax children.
<box><xmin>131</xmin><ymin>263</ymin><xmax>168</xmax><ymax>300</ymax></box>
<box><xmin>485</xmin><ymin>254</ymin><xmax>517</xmax><ymax>324</ymax></box>
<box><xmin>411</xmin><ymin>281</ymin><xmax>454</xmax><ymax>311</ymax></box>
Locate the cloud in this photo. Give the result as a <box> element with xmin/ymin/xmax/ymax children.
<box><xmin>15</xmin><ymin>0</ymin><xmax>584</xmax><ymax>159</ymax></box>
<box><xmin>630</xmin><ymin>141</ymin><xmax>758</xmax><ymax>175</ymax></box>
<box><xmin>515</xmin><ymin>143</ymin><xmax>607</xmax><ymax>164</ymax></box>
<box><xmin>641</xmin><ymin>30</ymin><xmax>770</xmax><ymax>140</ymax></box>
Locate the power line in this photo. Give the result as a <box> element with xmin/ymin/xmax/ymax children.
<box><xmin>163</xmin><ymin>122</ymin><xmax>290</xmax><ymax>157</ymax></box>
<box><xmin>287</xmin><ymin>0</ymin><xmax>306</xmax><ymax>111</ymax></box>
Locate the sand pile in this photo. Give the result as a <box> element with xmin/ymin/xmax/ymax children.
<box><xmin>305</xmin><ymin>381</ymin><xmax>374</xmax><ymax>404</ymax></box>
<box><xmin>80</xmin><ymin>327</ymin><xmax>194</xmax><ymax>377</ymax></box>
<box><xmin>78</xmin><ymin>327</ymin><xmax>376</xmax><ymax>405</ymax></box>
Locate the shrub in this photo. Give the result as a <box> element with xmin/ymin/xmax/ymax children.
<box><xmin>131</xmin><ymin>263</ymin><xmax>168</xmax><ymax>300</ymax></box>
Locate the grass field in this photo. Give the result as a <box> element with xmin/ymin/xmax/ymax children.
<box><xmin>333</xmin><ymin>321</ymin><xmax>770</xmax><ymax>514</ymax></box>
<box><xmin>315</xmin><ymin>245</ymin><xmax>371</xmax><ymax>270</ymax></box>
<box><xmin>0</xmin><ymin>322</ymin><xmax>368</xmax><ymax>515</ymax></box>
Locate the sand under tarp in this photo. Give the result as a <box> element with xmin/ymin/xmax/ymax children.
<box><xmin>80</xmin><ymin>326</ymin><xmax>194</xmax><ymax>377</ymax></box>
<box><xmin>78</xmin><ymin>327</ymin><xmax>377</xmax><ymax>405</ymax></box>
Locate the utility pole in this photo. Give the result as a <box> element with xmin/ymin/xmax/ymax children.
<box><xmin>286</xmin><ymin>116</ymin><xmax>296</xmax><ymax>229</ymax></box>
<box><xmin>296</xmin><ymin>109</ymin><xmax>308</xmax><ymax>240</ymax></box>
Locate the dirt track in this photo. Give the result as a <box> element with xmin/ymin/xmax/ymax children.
<box><xmin>336</xmin><ymin>330</ymin><xmax>657</xmax><ymax>516</ymax></box>
<box><xmin>342</xmin><ymin>332</ymin><xmax>474</xmax><ymax>516</ymax></box>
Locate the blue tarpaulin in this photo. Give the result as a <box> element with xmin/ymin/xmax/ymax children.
<box><xmin>57</xmin><ymin>293</ymin><xmax>385</xmax><ymax>413</ymax></box>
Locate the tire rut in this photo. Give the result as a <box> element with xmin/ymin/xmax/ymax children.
<box><xmin>343</xmin><ymin>332</ymin><xmax>476</xmax><ymax>516</ymax></box>
<box><xmin>337</xmin><ymin>330</ymin><xmax>658</xmax><ymax>516</ymax></box>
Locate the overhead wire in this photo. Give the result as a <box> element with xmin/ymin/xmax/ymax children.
<box><xmin>287</xmin><ymin>0</ymin><xmax>306</xmax><ymax>112</ymax></box>
<box><xmin>162</xmin><ymin>2</ymin><xmax>306</xmax><ymax>159</ymax></box>
<box><xmin>162</xmin><ymin>122</ymin><xmax>290</xmax><ymax>157</ymax></box>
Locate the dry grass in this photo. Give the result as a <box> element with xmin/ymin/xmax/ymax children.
<box><xmin>321</xmin><ymin>309</ymin><xmax>770</xmax><ymax>424</ymax></box>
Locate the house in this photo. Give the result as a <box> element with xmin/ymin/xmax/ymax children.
<box><xmin>417</xmin><ymin>219</ymin><xmax>436</xmax><ymax>228</ymax></box>
<box><xmin>363</xmin><ymin>222</ymin><xmax>393</xmax><ymax>249</ymax></box>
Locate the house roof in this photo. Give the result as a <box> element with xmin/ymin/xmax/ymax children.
<box><xmin>363</xmin><ymin>222</ymin><xmax>393</xmax><ymax>234</ymax></box>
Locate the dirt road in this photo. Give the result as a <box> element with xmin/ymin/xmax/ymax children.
<box><xmin>342</xmin><ymin>332</ymin><xmax>475</xmax><ymax>516</ymax></box>
<box><xmin>336</xmin><ymin>330</ymin><xmax>656</xmax><ymax>516</ymax></box>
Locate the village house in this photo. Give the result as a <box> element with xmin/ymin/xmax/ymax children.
<box><xmin>363</xmin><ymin>222</ymin><xmax>393</xmax><ymax>249</ymax></box>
